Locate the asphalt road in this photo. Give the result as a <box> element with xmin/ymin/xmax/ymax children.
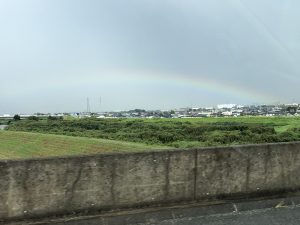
<box><xmin>6</xmin><ymin>197</ymin><xmax>300</xmax><ymax>225</ymax></box>
<box><xmin>144</xmin><ymin>205</ymin><xmax>300</xmax><ymax>225</ymax></box>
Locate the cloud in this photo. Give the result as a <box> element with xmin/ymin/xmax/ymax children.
<box><xmin>0</xmin><ymin>0</ymin><xmax>299</xmax><ymax>113</ymax></box>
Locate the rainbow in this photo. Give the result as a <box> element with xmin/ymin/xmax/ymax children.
<box><xmin>75</xmin><ymin>69</ymin><xmax>278</xmax><ymax>103</ymax></box>
<box><xmin>27</xmin><ymin>69</ymin><xmax>277</xmax><ymax>103</ymax></box>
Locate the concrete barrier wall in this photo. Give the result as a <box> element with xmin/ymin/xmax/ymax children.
<box><xmin>196</xmin><ymin>143</ymin><xmax>300</xmax><ymax>199</ymax></box>
<box><xmin>1</xmin><ymin>142</ymin><xmax>300</xmax><ymax>220</ymax></box>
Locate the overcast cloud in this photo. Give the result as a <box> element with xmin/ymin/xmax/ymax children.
<box><xmin>1</xmin><ymin>0</ymin><xmax>300</xmax><ymax>113</ymax></box>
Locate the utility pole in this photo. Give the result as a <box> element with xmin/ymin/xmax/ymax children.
<box><xmin>99</xmin><ymin>96</ymin><xmax>102</xmax><ymax>112</ymax></box>
<box><xmin>87</xmin><ymin>97</ymin><xmax>91</xmax><ymax>114</ymax></box>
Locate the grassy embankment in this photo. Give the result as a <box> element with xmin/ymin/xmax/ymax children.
<box><xmin>0</xmin><ymin>131</ymin><xmax>168</xmax><ymax>160</ymax></box>
<box><xmin>6</xmin><ymin>116</ymin><xmax>300</xmax><ymax>149</ymax></box>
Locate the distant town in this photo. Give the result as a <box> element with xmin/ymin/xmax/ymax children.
<box><xmin>1</xmin><ymin>103</ymin><xmax>300</xmax><ymax>120</ymax></box>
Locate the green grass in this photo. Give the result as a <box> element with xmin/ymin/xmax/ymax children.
<box><xmin>0</xmin><ymin>131</ymin><xmax>169</xmax><ymax>160</ymax></box>
<box><xmin>6</xmin><ymin>116</ymin><xmax>300</xmax><ymax>153</ymax></box>
<box><xmin>146</xmin><ymin>116</ymin><xmax>300</xmax><ymax>133</ymax></box>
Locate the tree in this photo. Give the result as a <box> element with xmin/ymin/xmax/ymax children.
<box><xmin>286</xmin><ymin>106</ymin><xmax>297</xmax><ymax>115</ymax></box>
<box><xmin>13</xmin><ymin>114</ymin><xmax>21</xmax><ymax>121</ymax></box>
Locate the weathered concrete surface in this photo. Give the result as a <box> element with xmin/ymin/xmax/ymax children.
<box><xmin>0</xmin><ymin>150</ymin><xmax>196</xmax><ymax>220</ymax></box>
<box><xmin>1</xmin><ymin>142</ymin><xmax>300</xmax><ymax>222</ymax></box>
<box><xmin>196</xmin><ymin>143</ymin><xmax>300</xmax><ymax>200</ymax></box>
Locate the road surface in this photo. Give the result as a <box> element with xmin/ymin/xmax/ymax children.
<box><xmin>142</xmin><ymin>205</ymin><xmax>300</xmax><ymax>225</ymax></box>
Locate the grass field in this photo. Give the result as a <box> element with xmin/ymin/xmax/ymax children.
<box><xmin>135</xmin><ymin>116</ymin><xmax>300</xmax><ymax>134</ymax></box>
<box><xmin>0</xmin><ymin>131</ymin><xmax>168</xmax><ymax>159</ymax></box>
<box><xmin>4</xmin><ymin>116</ymin><xmax>300</xmax><ymax>159</ymax></box>
<box><xmin>140</xmin><ymin>116</ymin><xmax>300</xmax><ymax>132</ymax></box>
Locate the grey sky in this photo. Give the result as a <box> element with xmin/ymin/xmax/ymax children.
<box><xmin>0</xmin><ymin>0</ymin><xmax>300</xmax><ymax>113</ymax></box>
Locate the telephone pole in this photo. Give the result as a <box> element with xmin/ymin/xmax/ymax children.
<box><xmin>87</xmin><ymin>97</ymin><xmax>91</xmax><ymax>114</ymax></box>
<box><xmin>99</xmin><ymin>96</ymin><xmax>102</xmax><ymax>112</ymax></box>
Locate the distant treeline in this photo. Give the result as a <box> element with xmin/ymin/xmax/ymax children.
<box><xmin>6</xmin><ymin>118</ymin><xmax>300</xmax><ymax>148</ymax></box>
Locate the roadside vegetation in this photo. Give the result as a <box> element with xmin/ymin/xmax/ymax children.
<box><xmin>6</xmin><ymin>116</ymin><xmax>300</xmax><ymax>149</ymax></box>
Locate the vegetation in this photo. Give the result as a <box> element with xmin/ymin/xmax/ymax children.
<box><xmin>0</xmin><ymin>131</ymin><xmax>168</xmax><ymax>159</ymax></box>
<box><xmin>13</xmin><ymin>114</ymin><xmax>21</xmax><ymax>121</ymax></box>
<box><xmin>6</xmin><ymin>116</ymin><xmax>300</xmax><ymax>148</ymax></box>
<box><xmin>0</xmin><ymin>119</ymin><xmax>10</xmax><ymax>125</ymax></box>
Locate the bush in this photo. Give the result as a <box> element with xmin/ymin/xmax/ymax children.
<box><xmin>13</xmin><ymin>114</ymin><xmax>21</xmax><ymax>121</ymax></box>
<box><xmin>28</xmin><ymin>116</ymin><xmax>39</xmax><ymax>121</ymax></box>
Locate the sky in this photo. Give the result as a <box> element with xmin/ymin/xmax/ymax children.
<box><xmin>1</xmin><ymin>0</ymin><xmax>300</xmax><ymax>113</ymax></box>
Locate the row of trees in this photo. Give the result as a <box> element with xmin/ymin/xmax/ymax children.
<box><xmin>12</xmin><ymin>115</ymin><xmax>63</xmax><ymax>121</ymax></box>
